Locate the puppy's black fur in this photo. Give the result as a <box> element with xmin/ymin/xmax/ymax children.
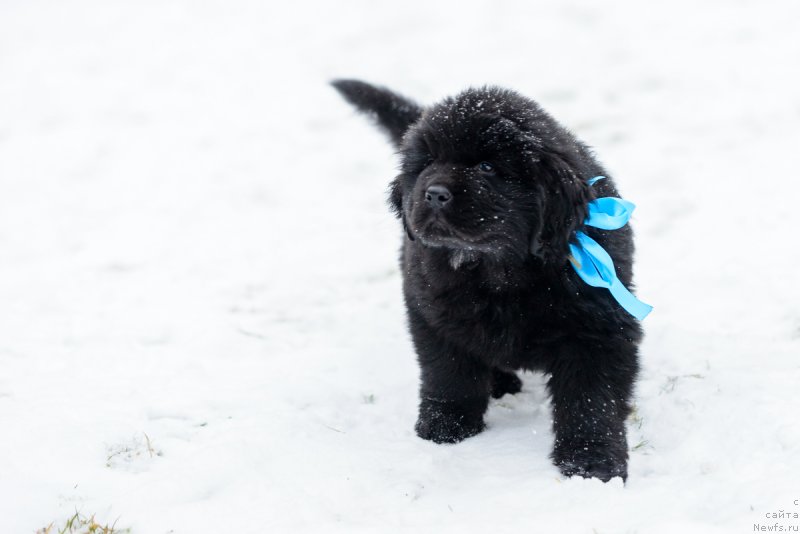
<box><xmin>332</xmin><ymin>79</ymin><xmax>643</xmax><ymax>482</ymax></box>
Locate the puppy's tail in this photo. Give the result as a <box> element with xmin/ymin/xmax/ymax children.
<box><xmin>331</xmin><ymin>79</ymin><xmax>423</xmax><ymax>147</ymax></box>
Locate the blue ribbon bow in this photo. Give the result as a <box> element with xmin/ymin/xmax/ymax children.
<box><xmin>568</xmin><ymin>176</ymin><xmax>653</xmax><ymax>320</ymax></box>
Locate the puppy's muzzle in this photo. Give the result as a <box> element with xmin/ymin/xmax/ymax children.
<box><xmin>424</xmin><ymin>184</ymin><xmax>452</xmax><ymax>209</ymax></box>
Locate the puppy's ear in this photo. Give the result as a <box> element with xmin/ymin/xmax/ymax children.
<box><xmin>388</xmin><ymin>175</ymin><xmax>415</xmax><ymax>241</ymax></box>
<box><xmin>529</xmin><ymin>195</ymin><xmax>547</xmax><ymax>259</ymax></box>
<box><xmin>331</xmin><ymin>79</ymin><xmax>423</xmax><ymax>147</ymax></box>
<box><xmin>388</xmin><ymin>176</ymin><xmax>403</xmax><ymax>216</ymax></box>
<box><xmin>535</xmin><ymin>154</ymin><xmax>592</xmax><ymax>263</ymax></box>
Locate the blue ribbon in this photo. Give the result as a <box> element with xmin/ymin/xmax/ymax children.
<box><xmin>568</xmin><ymin>176</ymin><xmax>653</xmax><ymax>320</ymax></box>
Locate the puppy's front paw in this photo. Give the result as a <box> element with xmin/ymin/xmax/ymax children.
<box><xmin>415</xmin><ymin>399</ymin><xmax>485</xmax><ymax>444</ymax></box>
<box><xmin>552</xmin><ymin>441</ymin><xmax>628</xmax><ymax>482</ymax></box>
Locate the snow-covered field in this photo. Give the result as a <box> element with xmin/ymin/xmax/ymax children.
<box><xmin>1</xmin><ymin>1</ymin><xmax>799</xmax><ymax>532</ymax></box>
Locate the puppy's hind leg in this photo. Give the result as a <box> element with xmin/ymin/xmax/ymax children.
<box><xmin>491</xmin><ymin>368</ymin><xmax>523</xmax><ymax>399</ymax></box>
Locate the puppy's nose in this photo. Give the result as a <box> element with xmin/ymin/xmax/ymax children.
<box><xmin>425</xmin><ymin>185</ymin><xmax>452</xmax><ymax>209</ymax></box>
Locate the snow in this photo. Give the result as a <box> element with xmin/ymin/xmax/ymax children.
<box><xmin>1</xmin><ymin>0</ymin><xmax>799</xmax><ymax>532</ymax></box>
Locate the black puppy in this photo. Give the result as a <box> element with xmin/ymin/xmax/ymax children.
<box><xmin>332</xmin><ymin>80</ymin><xmax>643</xmax><ymax>482</ymax></box>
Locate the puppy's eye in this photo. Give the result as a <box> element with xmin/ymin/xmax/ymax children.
<box><xmin>478</xmin><ymin>161</ymin><xmax>495</xmax><ymax>173</ymax></box>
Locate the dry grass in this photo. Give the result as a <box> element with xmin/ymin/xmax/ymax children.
<box><xmin>36</xmin><ymin>510</ymin><xmax>130</xmax><ymax>534</ymax></box>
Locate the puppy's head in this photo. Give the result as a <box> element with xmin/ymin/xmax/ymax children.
<box><xmin>333</xmin><ymin>81</ymin><xmax>597</xmax><ymax>265</ymax></box>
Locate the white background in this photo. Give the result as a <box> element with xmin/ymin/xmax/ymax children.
<box><xmin>1</xmin><ymin>1</ymin><xmax>798</xmax><ymax>532</ymax></box>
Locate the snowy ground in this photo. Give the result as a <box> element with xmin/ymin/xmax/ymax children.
<box><xmin>1</xmin><ymin>1</ymin><xmax>799</xmax><ymax>532</ymax></box>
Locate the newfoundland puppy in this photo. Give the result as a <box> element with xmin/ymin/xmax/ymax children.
<box><xmin>332</xmin><ymin>79</ymin><xmax>644</xmax><ymax>482</ymax></box>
